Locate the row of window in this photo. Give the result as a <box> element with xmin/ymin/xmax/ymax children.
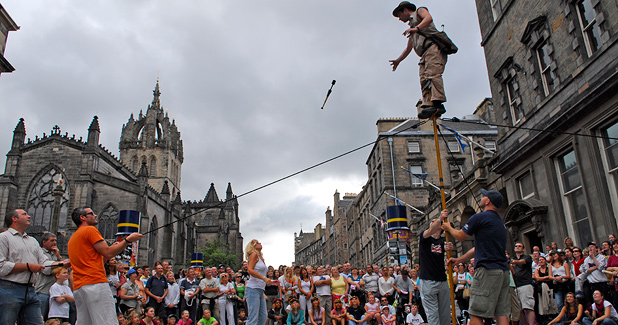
<box><xmin>407</xmin><ymin>140</ymin><xmax>496</xmax><ymax>154</ymax></box>
<box><xmin>515</xmin><ymin>120</ymin><xmax>618</xmax><ymax>245</ymax></box>
<box><xmin>503</xmin><ymin>0</ymin><xmax>603</xmax><ymax>125</ymax></box>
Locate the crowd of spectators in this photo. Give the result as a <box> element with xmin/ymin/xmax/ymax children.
<box><xmin>8</xmin><ymin>222</ymin><xmax>618</xmax><ymax>325</ymax></box>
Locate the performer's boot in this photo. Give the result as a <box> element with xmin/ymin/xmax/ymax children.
<box><xmin>418</xmin><ymin>101</ymin><xmax>446</xmax><ymax>119</ymax></box>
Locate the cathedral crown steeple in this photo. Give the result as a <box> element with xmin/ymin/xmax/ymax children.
<box><xmin>119</xmin><ymin>81</ymin><xmax>183</xmax><ymax>196</ymax></box>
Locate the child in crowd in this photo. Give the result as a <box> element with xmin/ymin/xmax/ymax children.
<box><xmin>198</xmin><ymin>309</ymin><xmax>219</xmax><ymax>325</ymax></box>
<box><xmin>48</xmin><ymin>267</ymin><xmax>74</xmax><ymax>323</ymax></box>
<box><xmin>381</xmin><ymin>306</ymin><xmax>395</xmax><ymax>325</ymax></box>
<box><xmin>45</xmin><ymin>319</ymin><xmax>60</xmax><ymax>325</ymax></box>
<box><xmin>364</xmin><ymin>294</ymin><xmax>380</xmax><ymax>325</ymax></box>
<box><xmin>237</xmin><ymin>309</ymin><xmax>247</xmax><ymax>325</ymax></box>
<box><xmin>405</xmin><ymin>305</ymin><xmax>424</xmax><ymax>325</ymax></box>
<box><xmin>287</xmin><ymin>298</ymin><xmax>306</xmax><ymax>325</ymax></box>
<box><xmin>118</xmin><ymin>312</ymin><xmax>126</xmax><ymax>325</ymax></box>
<box><xmin>178</xmin><ymin>310</ymin><xmax>194</xmax><ymax>325</ymax></box>
<box><xmin>346</xmin><ymin>296</ymin><xmax>366</xmax><ymax>325</ymax></box>
<box><xmin>124</xmin><ymin>311</ymin><xmax>141</xmax><ymax>325</ymax></box>
<box><xmin>167</xmin><ymin>315</ymin><xmax>178</xmax><ymax>325</ymax></box>
<box><xmin>269</xmin><ymin>298</ymin><xmax>288</xmax><ymax>325</ymax></box>
<box><xmin>330</xmin><ymin>299</ymin><xmax>347</xmax><ymax>325</ymax></box>
<box><xmin>308</xmin><ymin>297</ymin><xmax>325</xmax><ymax>325</ymax></box>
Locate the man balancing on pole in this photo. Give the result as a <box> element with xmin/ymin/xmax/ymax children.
<box><xmin>390</xmin><ymin>1</ymin><xmax>448</xmax><ymax>119</ymax></box>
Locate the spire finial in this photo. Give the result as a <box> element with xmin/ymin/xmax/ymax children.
<box><xmin>151</xmin><ymin>80</ymin><xmax>161</xmax><ymax>109</ymax></box>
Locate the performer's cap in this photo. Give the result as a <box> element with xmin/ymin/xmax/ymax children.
<box><xmin>481</xmin><ymin>189</ymin><xmax>503</xmax><ymax>208</ymax></box>
<box><xmin>392</xmin><ymin>1</ymin><xmax>416</xmax><ymax>17</ymax></box>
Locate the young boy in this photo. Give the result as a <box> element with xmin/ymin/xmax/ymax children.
<box><xmin>167</xmin><ymin>314</ymin><xmax>178</xmax><ymax>325</ymax></box>
<box><xmin>48</xmin><ymin>267</ymin><xmax>74</xmax><ymax>322</ymax></box>
<box><xmin>198</xmin><ymin>309</ymin><xmax>219</xmax><ymax>325</ymax></box>
<box><xmin>237</xmin><ymin>309</ymin><xmax>247</xmax><ymax>325</ymax></box>
<box><xmin>405</xmin><ymin>304</ymin><xmax>424</xmax><ymax>325</ymax></box>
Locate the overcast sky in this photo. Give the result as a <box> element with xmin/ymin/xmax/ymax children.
<box><xmin>0</xmin><ymin>0</ymin><xmax>491</xmax><ymax>267</ymax></box>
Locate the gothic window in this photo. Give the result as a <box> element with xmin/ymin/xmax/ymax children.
<box><xmin>131</xmin><ymin>156</ymin><xmax>139</xmax><ymax>173</ymax></box>
<box><xmin>575</xmin><ymin>0</ymin><xmax>602</xmax><ymax>57</ymax></box>
<box><xmin>98</xmin><ymin>204</ymin><xmax>118</xmax><ymax>240</ymax></box>
<box><xmin>149</xmin><ymin>156</ymin><xmax>157</xmax><ymax>177</ymax></box>
<box><xmin>26</xmin><ymin>168</ymin><xmax>70</xmax><ymax>235</ymax></box>
<box><xmin>137</xmin><ymin>125</ymin><xmax>145</xmax><ymax>141</ymax></box>
<box><xmin>148</xmin><ymin>216</ymin><xmax>158</xmax><ymax>265</ymax></box>
<box><xmin>556</xmin><ymin>149</ymin><xmax>593</xmax><ymax>245</ymax></box>
<box><xmin>156</xmin><ymin>120</ymin><xmax>163</xmax><ymax>141</ymax></box>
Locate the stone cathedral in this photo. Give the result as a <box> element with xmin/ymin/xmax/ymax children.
<box><xmin>0</xmin><ymin>82</ymin><xmax>243</xmax><ymax>267</ymax></box>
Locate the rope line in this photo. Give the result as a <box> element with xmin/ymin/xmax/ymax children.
<box><xmin>142</xmin><ymin>120</ymin><xmax>429</xmax><ymax>235</ymax></box>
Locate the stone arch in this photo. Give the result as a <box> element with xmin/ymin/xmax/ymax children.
<box><xmin>504</xmin><ymin>199</ymin><xmax>548</xmax><ymax>250</ymax></box>
<box><xmin>26</xmin><ymin>165</ymin><xmax>70</xmax><ymax>236</ymax></box>
<box><xmin>98</xmin><ymin>203</ymin><xmax>119</xmax><ymax>241</ymax></box>
<box><xmin>460</xmin><ymin>206</ymin><xmax>476</xmax><ymax>254</ymax></box>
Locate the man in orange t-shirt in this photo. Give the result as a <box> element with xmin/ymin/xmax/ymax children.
<box><xmin>68</xmin><ymin>207</ymin><xmax>142</xmax><ymax>324</ymax></box>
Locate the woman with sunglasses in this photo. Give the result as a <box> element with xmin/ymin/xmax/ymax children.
<box><xmin>246</xmin><ymin>239</ymin><xmax>273</xmax><ymax>325</ymax></box>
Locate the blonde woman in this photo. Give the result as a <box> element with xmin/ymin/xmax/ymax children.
<box><xmin>246</xmin><ymin>239</ymin><xmax>273</xmax><ymax>325</ymax></box>
<box><xmin>280</xmin><ymin>267</ymin><xmax>298</xmax><ymax>307</ymax></box>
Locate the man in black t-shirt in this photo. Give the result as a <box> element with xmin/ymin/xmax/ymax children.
<box><xmin>418</xmin><ymin>210</ymin><xmax>453</xmax><ymax>325</ymax></box>
<box><xmin>511</xmin><ymin>242</ymin><xmax>536</xmax><ymax>325</ymax></box>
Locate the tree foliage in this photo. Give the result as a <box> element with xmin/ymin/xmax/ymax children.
<box><xmin>195</xmin><ymin>239</ymin><xmax>240</xmax><ymax>270</ymax></box>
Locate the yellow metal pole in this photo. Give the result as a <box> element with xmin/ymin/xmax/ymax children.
<box><xmin>431</xmin><ymin>115</ymin><xmax>457</xmax><ymax>325</ymax></box>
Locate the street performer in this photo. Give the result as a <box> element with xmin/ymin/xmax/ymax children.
<box><xmin>390</xmin><ymin>1</ymin><xmax>448</xmax><ymax>119</ymax></box>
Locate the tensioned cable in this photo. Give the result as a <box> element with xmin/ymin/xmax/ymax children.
<box><xmin>443</xmin><ymin>117</ymin><xmax>618</xmax><ymax>142</ymax></box>
<box><xmin>142</xmin><ymin>119</ymin><xmax>429</xmax><ymax>235</ymax></box>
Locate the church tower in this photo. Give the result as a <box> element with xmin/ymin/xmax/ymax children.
<box><xmin>119</xmin><ymin>82</ymin><xmax>183</xmax><ymax>196</ymax></box>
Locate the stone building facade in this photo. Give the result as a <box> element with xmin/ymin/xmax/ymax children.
<box><xmin>0</xmin><ymin>82</ymin><xmax>243</xmax><ymax>267</ymax></box>
<box><xmin>0</xmin><ymin>4</ymin><xmax>19</xmax><ymax>75</ymax></box>
<box><xmin>298</xmin><ymin>112</ymin><xmax>498</xmax><ymax>267</ymax></box>
<box><xmin>294</xmin><ymin>224</ymin><xmax>325</xmax><ymax>267</ymax></box>
<box><xmin>470</xmin><ymin>0</ymin><xmax>618</xmax><ymax>250</ymax></box>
